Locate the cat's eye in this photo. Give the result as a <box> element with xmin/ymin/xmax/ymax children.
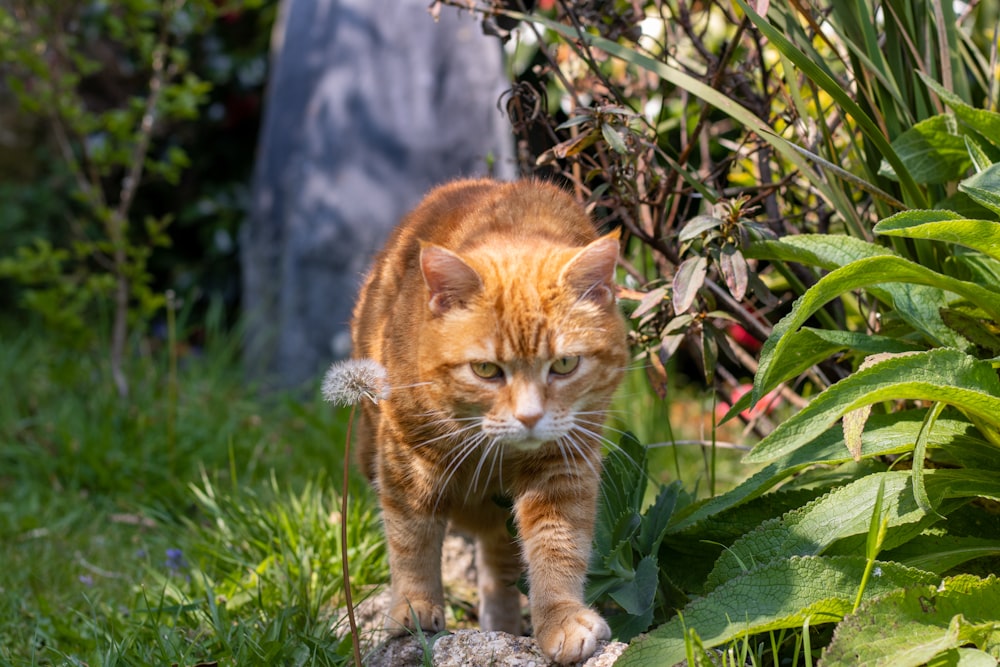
<box><xmin>550</xmin><ymin>356</ymin><xmax>581</xmax><ymax>376</ymax></box>
<box><xmin>471</xmin><ymin>361</ymin><xmax>504</xmax><ymax>380</ymax></box>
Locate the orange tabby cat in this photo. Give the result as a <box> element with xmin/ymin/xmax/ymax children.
<box><xmin>351</xmin><ymin>179</ymin><xmax>628</xmax><ymax>663</ymax></box>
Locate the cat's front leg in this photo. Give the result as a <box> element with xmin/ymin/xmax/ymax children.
<box><xmin>380</xmin><ymin>495</ymin><xmax>448</xmax><ymax>636</ymax></box>
<box><xmin>515</xmin><ymin>482</ymin><xmax>610</xmax><ymax>664</ymax></box>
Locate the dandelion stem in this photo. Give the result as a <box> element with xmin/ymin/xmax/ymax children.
<box><xmin>342</xmin><ymin>402</ymin><xmax>363</xmax><ymax>667</ymax></box>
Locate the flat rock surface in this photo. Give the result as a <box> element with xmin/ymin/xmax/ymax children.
<box><xmin>364</xmin><ymin>630</ymin><xmax>626</xmax><ymax>667</ymax></box>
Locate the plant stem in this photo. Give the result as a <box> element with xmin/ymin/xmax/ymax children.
<box><xmin>342</xmin><ymin>403</ymin><xmax>363</xmax><ymax>667</ymax></box>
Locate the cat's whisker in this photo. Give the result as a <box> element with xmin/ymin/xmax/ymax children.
<box><xmin>389</xmin><ymin>381</ymin><xmax>435</xmax><ymax>391</ymax></box>
<box><xmin>434</xmin><ymin>433</ymin><xmax>486</xmax><ymax>514</ymax></box>
<box><xmin>468</xmin><ymin>437</ymin><xmax>503</xmax><ymax>503</ymax></box>
<box><xmin>573</xmin><ymin>416</ymin><xmax>632</xmax><ymax>439</ymax></box>
<box><xmin>557</xmin><ymin>433</ymin><xmax>600</xmax><ymax>481</ymax></box>
<box><xmin>571</xmin><ymin>422</ymin><xmax>651</xmax><ymax>483</ymax></box>
<box><xmin>413</xmin><ymin>420</ymin><xmax>482</xmax><ymax>449</ymax></box>
<box><xmin>575</xmin><ymin>408</ymin><xmax>628</xmax><ymax>417</ymax></box>
<box><xmin>569</xmin><ymin>422</ymin><xmax>622</xmax><ymax>451</ymax></box>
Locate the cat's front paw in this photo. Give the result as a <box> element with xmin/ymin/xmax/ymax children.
<box><xmin>385</xmin><ymin>597</ymin><xmax>446</xmax><ymax>637</ymax></box>
<box><xmin>534</xmin><ymin>604</ymin><xmax>610</xmax><ymax>664</ymax></box>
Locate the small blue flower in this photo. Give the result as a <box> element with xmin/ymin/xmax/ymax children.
<box><xmin>79</xmin><ymin>574</ymin><xmax>94</xmax><ymax>587</ymax></box>
<box><xmin>165</xmin><ymin>548</ymin><xmax>188</xmax><ymax>572</ymax></box>
<box><xmin>873</xmin><ymin>566</ymin><xmax>883</xmax><ymax>578</ymax></box>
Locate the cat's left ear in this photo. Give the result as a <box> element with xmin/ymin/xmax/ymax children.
<box><xmin>420</xmin><ymin>244</ymin><xmax>484</xmax><ymax>316</ymax></box>
<box><xmin>560</xmin><ymin>230</ymin><xmax>620</xmax><ymax>306</ymax></box>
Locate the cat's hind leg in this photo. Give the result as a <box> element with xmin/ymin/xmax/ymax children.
<box><xmin>474</xmin><ymin>522</ymin><xmax>524</xmax><ymax>635</ymax></box>
<box><xmin>381</xmin><ymin>505</ymin><xmax>448</xmax><ymax>636</ymax></box>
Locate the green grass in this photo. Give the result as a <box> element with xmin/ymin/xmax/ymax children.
<box><xmin>0</xmin><ymin>319</ymin><xmax>753</xmax><ymax>665</ymax></box>
<box><xmin>0</xmin><ymin>320</ymin><xmax>386</xmax><ymax>666</ymax></box>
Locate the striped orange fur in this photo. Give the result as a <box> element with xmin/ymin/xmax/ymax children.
<box><xmin>350</xmin><ymin>179</ymin><xmax>629</xmax><ymax>663</ymax></box>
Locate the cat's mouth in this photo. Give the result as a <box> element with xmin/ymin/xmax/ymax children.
<box><xmin>503</xmin><ymin>436</ymin><xmax>547</xmax><ymax>452</ymax></box>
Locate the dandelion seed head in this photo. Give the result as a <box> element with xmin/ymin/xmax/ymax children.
<box><xmin>322</xmin><ymin>358</ymin><xmax>390</xmax><ymax>406</ymax></box>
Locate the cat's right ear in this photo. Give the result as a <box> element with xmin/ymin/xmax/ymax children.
<box><xmin>420</xmin><ymin>244</ymin><xmax>483</xmax><ymax>316</ymax></box>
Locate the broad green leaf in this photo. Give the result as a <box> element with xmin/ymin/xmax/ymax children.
<box><xmin>884</xmin><ymin>534</ymin><xmax>1000</xmax><ymax>574</ymax></box>
<box><xmin>927</xmin><ymin>648</ymin><xmax>1000</xmax><ymax>667</ymax></box>
<box><xmin>879</xmin><ymin>114</ymin><xmax>972</xmax><ymax>184</ymax></box>
<box><xmin>874</xmin><ymin>210</ymin><xmax>1000</xmax><ymax>261</ymax></box>
<box><xmin>747</xmin><ymin>234</ymin><xmax>964</xmax><ymax>358</ymax></box>
<box><xmin>617</xmin><ymin>556</ymin><xmax>937</xmax><ymax>667</ymax></box>
<box><xmin>606</xmin><ymin>554</ymin><xmax>658</xmax><ymax>642</ymax></box>
<box><xmin>821</xmin><ymin>574</ymin><xmax>1000</xmax><ymax>667</ymax></box>
<box><xmin>705</xmin><ymin>472</ymin><xmax>940</xmax><ymax>590</ymax></box>
<box><xmin>960</xmin><ymin>163</ymin><xmax>1000</xmax><ymax>218</ymax></box>
<box><xmin>921</xmin><ymin>73</ymin><xmax>1000</xmax><ymax>148</ymax></box>
<box><xmin>671</xmin><ymin>411</ymin><xmax>985</xmax><ymax>533</ymax></box>
<box><xmin>753</xmin><ymin>259</ymin><xmax>1000</xmax><ymax>405</ymax></box>
<box><xmin>721</xmin><ymin>328</ymin><xmax>923</xmax><ymax>425</ymax></box>
<box><xmin>747</xmin><ymin>349</ymin><xmax>1000</xmax><ymax>464</ymax></box>
<box><xmin>746</xmin><ymin>233</ymin><xmax>894</xmax><ymax>270</ymax></box>
<box><xmin>594</xmin><ymin>434</ymin><xmax>646</xmax><ymax>554</ymax></box>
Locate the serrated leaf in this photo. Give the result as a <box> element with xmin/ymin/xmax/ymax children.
<box><xmin>672</xmin><ymin>256</ymin><xmax>707</xmax><ymax>314</ymax></box>
<box><xmin>822</xmin><ymin>574</ymin><xmax>1000</xmax><ymax>667</ymax></box>
<box><xmin>617</xmin><ymin>556</ymin><xmax>938</xmax><ymax>667</ymax></box>
<box><xmin>747</xmin><ymin>349</ymin><xmax>1000</xmax><ymax>464</ymax></box>
<box><xmin>610</xmin><ymin>556</ymin><xmax>659</xmax><ymax>616</ymax></box>
<box><xmin>637</xmin><ymin>481</ymin><xmax>681</xmax><ymax>554</ymax></box>
<box><xmin>607</xmin><ymin>554</ymin><xmax>659</xmax><ymax>642</ymax></box>
<box><xmin>879</xmin><ymin>114</ymin><xmax>972</xmax><ymax>184</ymax></box>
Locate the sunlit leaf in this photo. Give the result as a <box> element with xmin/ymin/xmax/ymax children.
<box><xmin>672</xmin><ymin>256</ymin><xmax>707</xmax><ymax>314</ymax></box>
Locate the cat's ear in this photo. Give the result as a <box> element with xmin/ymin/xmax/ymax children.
<box><xmin>420</xmin><ymin>244</ymin><xmax>483</xmax><ymax>315</ymax></box>
<box><xmin>560</xmin><ymin>231</ymin><xmax>620</xmax><ymax>306</ymax></box>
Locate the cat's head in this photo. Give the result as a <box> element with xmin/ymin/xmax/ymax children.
<box><xmin>414</xmin><ymin>231</ymin><xmax>628</xmax><ymax>451</ymax></box>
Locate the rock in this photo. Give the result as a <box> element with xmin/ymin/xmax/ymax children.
<box><xmin>241</xmin><ymin>0</ymin><xmax>515</xmax><ymax>390</ymax></box>
<box><xmin>363</xmin><ymin>630</ymin><xmax>627</xmax><ymax>667</ymax></box>
<box><xmin>433</xmin><ymin>630</ymin><xmax>627</xmax><ymax>667</ymax></box>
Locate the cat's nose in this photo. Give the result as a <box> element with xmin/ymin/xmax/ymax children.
<box><xmin>516</xmin><ymin>410</ymin><xmax>543</xmax><ymax>428</ymax></box>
